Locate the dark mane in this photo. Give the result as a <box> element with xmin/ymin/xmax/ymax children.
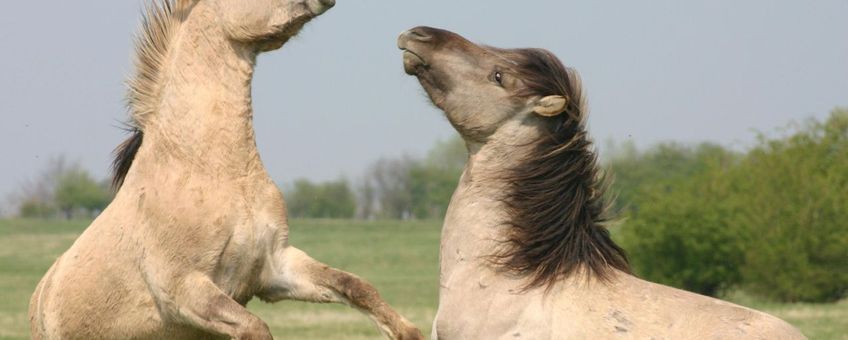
<box><xmin>494</xmin><ymin>49</ymin><xmax>630</xmax><ymax>289</ymax></box>
<box><xmin>112</xmin><ymin>128</ymin><xmax>144</xmax><ymax>190</ymax></box>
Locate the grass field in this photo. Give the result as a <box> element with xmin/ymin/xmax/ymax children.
<box><xmin>1</xmin><ymin>219</ymin><xmax>845</xmax><ymax>339</ymax></box>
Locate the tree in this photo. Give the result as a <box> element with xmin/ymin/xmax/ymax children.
<box><xmin>286</xmin><ymin>178</ymin><xmax>356</xmax><ymax>219</ymax></box>
<box><xmin>355</xmin><ymin>178</ymin><xmax>377</xmax><ymax>220</ymax></box>
<box><xmin>615</xmin><ymin>143</ymin><xmax>743</xmax><ymax>296</ymax></box>
<box><xmin>13</xmin><ymin>157</ymin><xmax>112</xmax><ymax>219</ymax></box>
<box><xmin>606</xmin><ymin>141</ymin><xmax>736</xmax><ymax>214</ymax></box>
<box><xmin>13</xmin><ymin>157</ymin><xmax>70</xmax><ymax>218</ymax></box>
<box><xmin>407</xmin><ymin>137</ymin><xmax>466</xmax><ymax>219</ymax></box>
<box><xmin>360</xmin><ymin>157</ymin><xmax>416</xmax><ymax>219</ymax></box>
<box><xmin>54</xmin><ymin>169</ymin><xmax>111</xmax><ymax>219</ymax></box>
<box><xmin>18</xmin><ymin>199</ymin><xmax>56</xmax><ymax>219</ymax></box>
<box><xmin>612</xmin><ymin>108</ymin><xmax>848</xmax><ymax>302</ymax></box>
<box><xmin>425</xmin><ymin>137</ymin><xmax>467</xmax><ymax>171</ymax></box>
<box><xmin>408</xmin><ymin>163</ymin><xmax>459</xmax><ymax>219</ymax></box>
<box><xmin>730</xmin><ymin>108</ymin><xmax>848</xmax><ymax>302</ymax></box>
<box><xmin>357</xmin><ymin>137</ymin><xmax>466</xmax><ymax>219</ymax></box>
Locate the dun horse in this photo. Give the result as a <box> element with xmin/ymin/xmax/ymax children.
<box><xmin>398</xmin><ymin>26</ymin><xmax>805</xmax><ymax>339</ymax></box>
<box><xmin>28</xmin><ymin>1</ymin><xmax>423</xmax><ymax>338</ymax></box>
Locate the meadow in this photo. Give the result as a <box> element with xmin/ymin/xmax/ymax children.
<box><xmin>1</xmin><ymin>219</ymin><xmax>845</xmax><ymax>339</ymax></box>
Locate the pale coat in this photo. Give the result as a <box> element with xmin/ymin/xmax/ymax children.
<box><xmin>398</xmin><ymin>26</ymin><xmax>806</xmax><ymax>340</ymax></box>
<box><xmin>29</xmin><ymin>1</ymin><xmax>422</xmax><ymax>339</ymax></box>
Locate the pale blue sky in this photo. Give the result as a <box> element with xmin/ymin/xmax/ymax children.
<box><xmin>1</xmin><ymin>1</ymin><xmax>846</xmax><ymax>214</ymax></box>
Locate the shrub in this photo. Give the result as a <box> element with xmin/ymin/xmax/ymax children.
<box><xmin>18</xmin><ymin>199</ymin><xmax>57</xmax><ymax>219</ymax></box>
<box><xmin>615</xmin><ymin>108</ymin><xmax>848</xmax><ymax>302</ymax></box>
<box><xmin>617</xmin><ymin>144</ymin><xmax>743</xmax><ymax>296</ymax></box>
<box><xmin>286</xmin><ymin>178</ymin><xmax>357</xmax><ymax>219</ymax></box>
<box><xmin>731</xmin><ymin>109</ymin><xmax>848</xmax><ymax>302</ymax></box>
<box><xmin>54</xmin><ymin>169</ymin><xmax>111</xmax><ymax>219</ymax></box>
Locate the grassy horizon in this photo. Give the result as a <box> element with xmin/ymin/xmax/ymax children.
<box><xmin>1</xmin><ymin>218</ymin><xmax>845</xmax><ymax>339</ymax></box>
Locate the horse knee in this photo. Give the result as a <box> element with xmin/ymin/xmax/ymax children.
<box><xmin>331</xmin><ymin>271</ymin><xmax>382</xmax><ymax>307</ymax></box>
<box><xmin>236</xmin><ymin>318</ymin><xmax>272</xmax><ymax>340</ymax></box>
<box><xmin>397</xmin><ymin>321</ymin><xmax>425</xmax><ymax>340</ymax></box>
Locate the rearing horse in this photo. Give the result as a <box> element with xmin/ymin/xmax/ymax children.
<box><xmin>399</xmin><ymin>26</ymin><xmax>805</xmax><ymax>340</ymax></box>
<box><xmin>28</xmin><ymin>1</ymin><xmax>422</xmax><ymax>339</ymax></box>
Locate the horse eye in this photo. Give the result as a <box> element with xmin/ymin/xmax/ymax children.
<box><xmin>494</xmin><ymin>71</ymin><xmax>503</xmax><ymax>85</ymax></box>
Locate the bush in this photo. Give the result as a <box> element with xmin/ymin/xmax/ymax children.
<box><xmin>617</xmin><ymin>144</ymin><xmax>744</xmax><ymax>296</ymax></box>
<box><xmin>54</xmin><ymin>169</ymin><xmax>111</xmax><ymax>219</ymax></box>
<box><xmin>608</xmin><ymin>142</ymin><xmax>720</xmax><ymax>213</ymax></box>
<box><xmin>408</xmin><ymin>164</ymin><xmax>460</xmax><ymax>219</ymax></box>
<box><xmin>18</xmin><ymin>199</ymin><xmax>57</xmax><ymax>218</ymax></box>
<box><xmin>614</xmin><ymin>108</ymin><xmax>848</xmax><ymax>302</ymax></box>
<box><xmin>14</xmin><ymin>158</ymin><xmax>111</xmax><ymax>219</ymax></box>
<box><xmin>286</xmin><ymin>179</ymin><xmax>356</xmax><ymax>219</ymax></box>
<box><xmin>358</xmin><ymin>137</ymin><xmax>466</xmax><ymax>219</ymax></box>
<box><xmin>730</xmin><ymin>109</ymin><xmax>848</xmax><ymax>302</ymax></box>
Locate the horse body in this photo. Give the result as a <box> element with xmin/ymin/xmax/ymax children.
<box><xmin>31</xmin><ymin>169</ymin><xmax>286</xmax><ymax>338</ymax></box>
<box><xmin>30</xmin><ymin>1</ymin><xmax>422</xmax><ymax>339</ymax></box>
<box><xmin>434</xmin><ymin>129</ymin><xmax>802</xmax><ymax>340</ymax></box>
<box><xmin>399</xmin><ymin>26</ymin><xmax>805</xmax><ymax>340</ymax></box>
<box><xmin>436</xmin><ymin>269</ymin><xmax>802</xmax><ymax>339</ymax></box>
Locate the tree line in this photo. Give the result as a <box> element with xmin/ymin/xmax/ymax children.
<box><xmin>11</xmin><ymin>108</ymin><xmax>846</xmax><ymax>302</ymax></box>
<box><xmin>285</xmin><ymin>108</ymin><xmax>848</xmax><ymax>302</ymax></box>
<box><xmin>613</xmin><ymin>108</ymin><xmax>847</xmax><ymax>303</ymax></box>
<box><xmin>13</xmin><ymin>158</ymin><xmax>112</xmax><ymax>219</ymax></box>
<box><xmin>284</xmin><ymin>138</ymin><xmax>466</xmax><ymax>220</ymax></box>
<box><xmin>11</xmin><ymin>137</ymin><xmax>467</xmax><ymax>221</ymax></box>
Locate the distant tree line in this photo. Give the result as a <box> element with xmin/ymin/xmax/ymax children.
<box><xmin>287</xmin><ymin>108</ymin><xmax>848</xmax><ymax>303</ymax></box>
<box><xmin>14</xmin><ymin>158</ymin><xmax>112</xmax><ymax>219</ymax></box>
<box><xmin>12</xmin><ymin>137</ymin><xmax>467</xmax><ymax>221</ymax></box>
<box><xmin>613</xmin><ymin>108</ymin><xmax>848</xmax><ymax>303</ymax></box>
<box><xmin>11</xmin><ymin>108</ymin><xmax>846</xmax><ymax>303</ymax></box>
<box><xmin>285</xmin><ymin>138</ymin><xmax>466</xmax><ymax>220</ymax></box>
<box><xmin>285</xmin><ymin>178</ymin><xmax>356</xmax><ymax>219</ymax></box>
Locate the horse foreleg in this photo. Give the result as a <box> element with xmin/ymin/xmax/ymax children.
<box><xmin>259</xmin><ymin>246</ymin><xmax>423</xmax><ymax>340</ymax></box>
<box><xmin>164</xmin><ymin>272</ymin><xmax>272</xmax><ymax>340</ymax></box>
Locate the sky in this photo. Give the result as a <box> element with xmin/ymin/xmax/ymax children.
<box><xmin>0</xmin><ymin>1</ymin><xmax>846</xmax><ymax>214</ymax></box>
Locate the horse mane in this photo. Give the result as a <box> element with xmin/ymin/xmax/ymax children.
<box><xmin>494</xmin><ymin>49</ymin><xmax>630</xmax><ymax>289</ymax></box>
<box><xmin>112</xmin><ymin>0</ymin><xmax>193</xmax><ymax>189</ymax></box>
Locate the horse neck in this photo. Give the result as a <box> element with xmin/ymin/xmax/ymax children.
<box><xmin>441</xmin><ymin>119</ymin><xmax>540</xmax><ymax>275</ymax></box>
<box><xmin>137</xmin><ymin>6</ymin><xmax>265</xmax><ymax>181</ymax></box>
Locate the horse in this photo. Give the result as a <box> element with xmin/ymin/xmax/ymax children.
<box><xmin>398</xmin><ymin>26</ymin><xmax>805</xmax><ymax>340</ymax></box>
<box><xmin>28</xmin><ymin>1</ymin><xmax>423</xmax><ymax>339</ymax></box>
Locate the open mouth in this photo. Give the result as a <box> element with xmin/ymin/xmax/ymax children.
<box><xmin>401</xmin><ymin>49</ymin><xmax>427</xmax><ymax>75</ymax></box>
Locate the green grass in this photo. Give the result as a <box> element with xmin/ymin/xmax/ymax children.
<box><xmin>721</xmin><ymin>291</ymin><xmax>848</xmax><ymax>340</ymax></box>
<box><xmin>248</xmin><ymin>219</ymin><xmax>440</xmax><ymax>339</ymax></box>
<box><xmin>1</xmin><ymin>219</ymin><xmax>845</xmax><ymax>339</ymax></box>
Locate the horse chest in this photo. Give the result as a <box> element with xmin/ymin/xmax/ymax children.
<box><xmin>211</xmin><ymin>212</ymin><xmax>287</xmax><ymax>298</ymax></box>
<box><xmin>434</xmin><ymin>265</ymin><xmax>551</xmax><ymax>339</ymax></box>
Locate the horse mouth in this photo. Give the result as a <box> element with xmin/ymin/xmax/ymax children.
<box><xmin>276</xmin><ymin>15</ymin><xmax>312</xmax><ymax>38</ymax></box>
<box><xmin>258</xmin><ymin>15</ymin><xmax>313</xmax><ymax>51</ymax></box>
<box><xmin>401</xmin><ymin>49</ymin><xmax>427</xmax><ymax>75</ymax></box>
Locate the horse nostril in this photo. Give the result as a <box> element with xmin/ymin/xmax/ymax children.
<box><xmin>408</xmin><ymin>28</ymin><xmax>433</xmax><ymax>42</ymax></box>
<box><xmin>307</xmin><ymin>0</ymin><xmax>335</xmax><ymax>15</ymax></box>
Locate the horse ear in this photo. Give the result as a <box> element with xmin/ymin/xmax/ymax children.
<box><xmin>534</xmin><ymin>95</ymin><xmax>568</xmax><ymax>117</ymax></box>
